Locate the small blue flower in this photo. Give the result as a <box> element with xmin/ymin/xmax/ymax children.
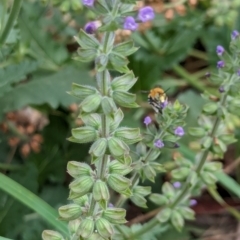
<box><xmin>84</xmin><ymin>21</ymin><xmax>100</xmax><ymax>34</ymax></box>
<box><xmin>123</xmin><ymin>16</ymin><xmax>138</xmax><ymax>31</ymax></box>
<box><xmin>138</xmin><ymin>6</ymin><xmax>155</xmax><ymax>23</ymax></box>
<box><xmin>154</xmin><ymin>139</ymin><xmax>164</xmax><ymax>149</ymax></box>
<box><xmin>82</xmin><ymin>0</ymin><xmax>94</xmax><ymax>6</ymax></box>
<box><xmin>173</xmin><ymin>182</ymin><xmax>181</xmax><ymax>188</ymax></box>
<box><xmin>190</xmin><ymin>199</ymin><xmax>197</xmax><ymax>206</ymax></box>
<box><xmin>237</xmin><ymin>70</ymin><xmax>240</xmax><ymax>76</ymax></box>
<box><xmin>160</xmin><ymin>100</ymin><xmax>168</xmax><ymax>109</ymax></box>
<box><xmin>174</xmin><ymin>126</ymin><xmax>185</xmax><ymax>137</ymax></box>
<box><xmin>217</xmin><ymin>60</ymin><xmax>225</xmax><ymax>69</ymax></box>
<box><xmin>231</xmin><ymin>30</ymin><xmax>239</xmax><ymax>40</ymax></box>
<box><xmin>219</xmin><ymin>86</ymin><xmax>225</xmax><ymax>93</ymax></box>
<box><xmin>144</xmin><ymin>116</ymin><xmax>152</xmax><ymax>126</ymax></box>
<box><xmin>216</xmin><ymin>45</ymin><xmax>224</xmax><ymax>56</ymax></box>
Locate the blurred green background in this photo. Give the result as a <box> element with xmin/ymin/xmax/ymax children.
<box><xmin>1</xmin><ymin>0</ymin><xmax>240</xmax><ymax>239</ymax></box>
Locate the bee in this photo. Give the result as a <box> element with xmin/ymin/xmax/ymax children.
<box><xmin>148</xmin><ymin>87</ymin><xmax>168</xmax><ymax>113</ymax></box>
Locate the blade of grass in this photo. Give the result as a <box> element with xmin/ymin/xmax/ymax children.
<box><xmin>208</xmin><ymin>186</ymin><xmax>240</xmax><ymax>220</ymax></box>
<box><xmin>215</xmin><ymin>172</ymin><xmax>240</xmax><ymax>198</ymax></box>
<box><xmin>0</xmin><ymin>173</ymin><xmax>68</xmax><ymax>235</ymax></box>
<box><xmin>0</xmin><ymin>237</ymin><xmax>13</xmax><ymax>240</ymax></box>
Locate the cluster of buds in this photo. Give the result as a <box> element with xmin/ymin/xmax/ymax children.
<box><xmin>0</xmin><ymin>107</ymin><xmax>47</xmax><ymax>157</ymax></box>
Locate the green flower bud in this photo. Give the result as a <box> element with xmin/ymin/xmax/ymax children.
<box><xmin>58</xmin><ymin>204</ymin><xmax>81</xmax><ymax>221</ymax></box>
<box><xmin>171</xmin><ymin>211</ymin><xmax>184</xmax><ymax>231</ymax></box>
<box><xmin>68</xmin><ymin>219</ymin><xmax>81</xmax><ymax>234</ymax></box>
<box><xmin>42</xmin><ymin>230</ymin><xmax>64</xmax><ymax>240</ymax></box>
<box><xmin>219</xmin><ymin>134</ymin><xmax>237</xmax><ymax>145</ymax></box>
<box><xmin>178</xmin><ymin>207</ymin><xmax>195</xmax><ymax>220</ymax></box>
<box><xmin>111</xmin><ymin>71</ymin><xmax>137</xmax><ymax>92</ymax></box>
<box><xmin>95</xmin><ymin>218</ymin><xmax>114</xmax><ymax>239</ymax></box>
<box><xmin>67</xmin><ymin>161</ymin><xmax>92</xmax><ymax>178</ymax></box>
<box><xmin>103</xmin><ymin>208</ymin><xmax>127</xmax><ymax>224</ymax></box>
<box><xmin>110</xmin><ymin>109</ymin><xmax>124</xmax><ymax>131</ymax></box>
<box><xmin>143</xmin><ymin>164</ymin><xmax>156</xmax><ymax>182</ymax></box>
<box><xmin>75</xmin><ymin>29</ymin><xmax>100</xmax><ymax>49</ymax></box>
<box><xmin>150</xmin><ymin>162</ymin><xmax>165</xmax><ymax>173</ymax></box>
<box><xmin>89</xmin><ymin>138</ymin><xmax>108</xmax><ymax>157</ymax></box>
<box><xmin>71</xmin><ymin>126</ymin><xmax>98</xmax><ymax>143</ymax></box>
<box><xmin>81</xmin><ymin>113</ymin><xmax>101</xmax><ymax>128</ymax></box>
<box><xmin>133</xmin><ymin>186</ymin><xmax>151</xmax><ymax>196</ymax></box>
<box><xmin>108</xmin><ymin>137</ymin><xmax>129</xmax><ymax>158</ymax></box>
<box><xmin>88</xmin><ymin>233</ymin><xmax>106</xmax><ymax>240</ymax></box>
<box><xmin>162</xmin><ymin>182</ymin><xmax>175</xmax><ymax>199</ymax></box>
<box><xmin>75</xmin><ymin>48</ymin><xmax>97</xmax><ymax>62</ymax></box>
<box><xmin>113</xmin><ymin>40</ymin><xmax>138</xmax><ymax>57</ymax></box>
<box><xmin>80</xmin><ymin>94</ymin><xmax>102</xmax><ymax>113</ymax></box>
<box><xmin>149</xmin><ymin>194</ymin><xmax>168</xmax><ymax>206</ymax></box>
<box><xmin>108</xmin><ymin>160</ymin><xmax>132</xmax><ymax>175</ymax></box>
<box><xmin>130</xmin><ymin>194</ymin><xmax>147</xmax><ymax>208</ymax></box>
<box><xmin>69</xmin><ymin>176</ymin><xmax>94</xmax><ymax>197</ymax></box>
<box><xmin>201</xmin><ymin>171</ymin><xmax>217</xmax><ymax>185</ymax></box>
<box><xmin>204</xmin><ymin>162</ymin><xmax>222</xmax><ymax>172</ymax></box>
<box><xmin>147</xmin><ymin>149</ymin><xmax>161</xmax><ymax>161</ymax></box>
<box><xmin>78</xmin><ymin>218</ymin><xmax>94</xmax><ymax>239</ymax></box>
<box><xmin>114</xmin><ymin>127</ymin><xmax>142</xmax><ymax>144</ymax></box>
<box><xmin>101</xmin><ymin>96</ymin><xmax>117</xmax><ymax>114</ymax></box>
<box><xmin>72</xmin><ymin>195</ymin><xmax>88</xmax><ymax>206</ymax></box>
<box><xmin>156</xmin><ymin>208</ymin><xmax>172</xmax><ymax>223</ymax></box>
<box><xmin>201</xmin><ymin>136</ymin><xmax>213</xmax><ymax>149</ymax></box>
<box><xmin>93</xmin><ymin>180</ymin><xmax>110</xmax><ymax>202</ymax></box>
<box><xmin>107</xmin><ymin>174</ymin><xmax>131</xmax><ymax>193</ymax></box>
<box><xmin>202</xmin><ymin>102</ymin><xmax>218</xmax><ymax>115</ymax></box>
<box><xmin>171</xmin><ymin>167</ymin><xmax>190</xmax><ymax>180</ymax></box>
<box><xmin>112</xmin><ymin>91</ymin><xmax>139</xmax><ymax>108</ymax></box>
<box><xmin>70</xmin><ymin>83</ymin><xmax>97</xmax><ymax>101</ymax></box>
<box><xmin>188</xmin><ymin>127</ymin><xmax>206</xmax><ymax>138</ymax></box>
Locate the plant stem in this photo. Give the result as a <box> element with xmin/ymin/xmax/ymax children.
<box><xmin>0</xmin><ymin>0</ymin><xmax>23</xmax><ymax>46</ymax></box>
<box><xmin>196</xmin><ymin>93</ymin><xmax>228</xmax><ymax>173</ymax></box>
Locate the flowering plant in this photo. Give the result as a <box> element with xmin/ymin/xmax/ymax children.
<box><xmin>41</xmin><ymin>0</ymin><xmax>240</xmax><ymax>237</ymax></box>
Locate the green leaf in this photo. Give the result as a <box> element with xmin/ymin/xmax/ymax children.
<box><xmin>19</xmin><ymin>16</ymin><xmax>69</xmax><ymax>66</ymax></box>
<box><xmin>0</xmin><ymin>173</ymin><xmax>68</xmax><ymax>235</ymax></box>
<box><xmin>113</xmin><ymin>40</ymin><xmax>138</xmax><ymax>56</ymax></box>
<box><xmin>215</xmin><ymin>172</ymin><xmax>240</xmax><ymax>197</ymax></box>
<box><xmin>111</xmin><ymin>72</ymin><xmax>137</xmax><ymax>92</ymax></box>
<box><xmin>0</xmin><ymin>67</ymin><xmax>92</xmax><ymax>118</ymax></box>
<box><xmin>74</xmin><ymin>48</ymin><xmax>97</xmax><ymax>62</ymax></box>
<box><xmin>0</xmin><ymin>60</ymin><xmax>38</xmax><ymax>96</ymax></box>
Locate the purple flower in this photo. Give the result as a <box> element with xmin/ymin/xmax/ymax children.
<box><xmin>174</xmin><ymin>126</ymin><xmax>185</xmax><ymax>137</ymax></box>
<box><xmin>123</xmin><ymin>16</ymin><xmax>138</xmax><ymax>31</ymax></box>
<box><xmin>231</xmin><ymin>30</ymin><xmax>239</xmax><ymax>40</ymax></box>
<box><xmin>160</xmin><ymin>100</ymin><xmax>168</xmax><ymax>109</ymax></box>
<box><xmin>219</xmin><ymin>86</ymin><xmax>225</xmax><ymax>93</ymax></box>
<box><xmin>216</xmin><ymin>45</ymin><xmax>224</xmax><ymax>56</ymax></box>
<box><xmin>138</xmin><ymin>6</ymin><xmax>155</xmax><ymax>23</ymax></box>
<box><xmin>84</xmin><ymin>21</ymin><xmax>100</xmax><ymax>34</ymax></box>
<box><xmin>108</xmin><ymin>203</ymin><xmax>114</xmax><ymax>208</ymax></box>
<box><xmin>217</xmin><ymin>60</ymin><xmax>225</xmax><ymax>69</ymax></box>
<box><xmin>154</xmin><ymin>139</ymin><xmax>164</xmax><ymax>149</ymax></box>
<box><xmin>173</xmin><ymin>182</ymin><xmax>181</xmax><ymax>188</ymax></box>
<box><xmin>144</xmin><ymin>116</ymin><xmax>152</xmax><ymax>126</ymax></box>
<box><xmin>82</xmin><ymin>0</ymin><xmax>94</xmax><ymax>6</ymax></box>
<box><xmin>190</xmin><ymin>199</ymin><xmax>197</xmax><ymax>206</ymax></box>
<box><xmin>237</xmin><ymin>70</ymin><xmax>240</xmax><ymax>76</ymax></box>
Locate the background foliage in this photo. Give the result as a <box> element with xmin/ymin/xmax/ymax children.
<box><xmin>1</xmin><ymin>0</ymin><xmax>240</xmax><ymax>239</ymax></box>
